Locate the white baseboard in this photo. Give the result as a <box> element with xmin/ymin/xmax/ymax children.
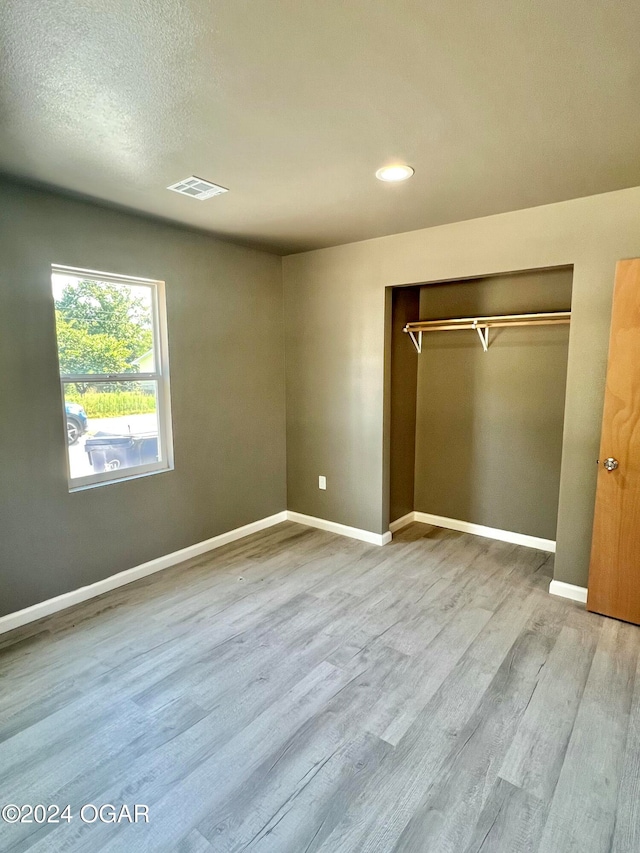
<box><xmin>389</xmin><ymin>513</ymin><xmax>414</xmax><ymax>533</ymax></box>
<box><xmin>408</xmin><ymin>511</ymin><xmax>556</xmax><ymax>553</ymax></box>
<box><xmin>0</xmin><ymin>509</ymin><xmax>395</xmax><ymax>636</ymax></box>
<box><xmin>286</xmin><ymin>511</ymin><xmax>392</xmax><ymax>546</ymax></box>
<box><xmin>1</xmin><ymin>504</ymin><xmax>564</xmax><ymax>637</ymax></box>
<box><xmin>0</xmin><ymin>511</ymin><xmax>288</xmax><ymax>637</ymax></box>
<box><xmin>548</xmin><ymin>580</ymin><xmax>588</xmax><ymax>604</ymax></box>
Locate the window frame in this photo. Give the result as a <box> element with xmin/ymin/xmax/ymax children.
<box><xmin>52</xmin><ymin>264</ymin><xmax>174</xmax><ymax>491</ymax></box>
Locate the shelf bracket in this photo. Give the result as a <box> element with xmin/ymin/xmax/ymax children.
<box><xmin>408</xmin><ymin>330</ymin><xmax>422</xmax><ymax>354</ymax></box>
<box><xmin>473</xmin><ymin>321</ymin><xmax>489</xmax><ymax>352</ymax></box>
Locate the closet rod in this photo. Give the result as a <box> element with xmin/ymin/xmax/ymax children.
<box><xmin>403</xmin><ymin>311</ymin><xmax>571</xmax><ymax>353</ymax></box>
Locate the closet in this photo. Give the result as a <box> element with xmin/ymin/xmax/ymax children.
<box><xmin>388</xmin><ymin>267</ymin><xmax>573</xmax><ymax>546</ymax></box>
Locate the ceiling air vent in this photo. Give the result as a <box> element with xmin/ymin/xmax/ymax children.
<box><xmin>167</xmin><ymin>176</ymin><xmax>228</xmax><ymax>200</ymax></box>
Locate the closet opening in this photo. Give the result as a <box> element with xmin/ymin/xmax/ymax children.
<box><xmin>385</xmin><ymin>266</ymin><xmax>573</xmax><ymax>549</ymax></box>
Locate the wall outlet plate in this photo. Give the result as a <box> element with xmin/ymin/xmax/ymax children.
<box><xmin>319</xmin><ymin>475</ymin><xmax>327</xmax><ymax>490</ymax></box>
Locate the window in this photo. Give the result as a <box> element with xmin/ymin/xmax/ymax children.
<box><xmin>51</xmin><ymin>266</ymin><xmax>173</xmax><ymax>489</ymax></box>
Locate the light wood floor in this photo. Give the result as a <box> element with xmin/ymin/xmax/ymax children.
<box><xmin>1</xmin><ymin>521</ymin><xmax>639</xmax><ymax>853</ymax></box>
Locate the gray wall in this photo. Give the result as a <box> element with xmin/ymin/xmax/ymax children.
<box><xmin>0</xmin><ymin>179</ymin><xmax>286</xmax><ymax>617</ymax></box>
<box><xmin>284</xmin><ymin>243</ymin><xmax>386</xmax><ymax>531</ymax></box>
<box><xmin>283</xmin><ymin>185</ymin><xmax>640</xmax><ymax>588</ymax></box>
<box><xmin>388</xmin><ymin>287</ymin><xmax>420</xmax><ymax>524</ymax></box>
<box><xmin>413</xmin><ymin>269</ymin><xmax>572</xmax><ymax>540</ymax></box>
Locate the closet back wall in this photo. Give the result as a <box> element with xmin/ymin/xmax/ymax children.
<box><xmin>413</xmin><ymin>269</ymin><xmax>572</xmax><ymax>540</ymax></box>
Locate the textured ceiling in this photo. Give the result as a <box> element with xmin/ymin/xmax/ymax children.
<box><xmin>1</xmin><ymin>1</ymin><xmax>640</xmax><ymax>254</ymax></box>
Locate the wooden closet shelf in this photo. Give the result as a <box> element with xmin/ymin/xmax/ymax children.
<box><xmin>403</xmin><ymin>311</ymin><xmax>571</xmax><ymax>352</ymax></box>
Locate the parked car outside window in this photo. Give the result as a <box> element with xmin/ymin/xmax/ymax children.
<box><xmin>65</xmin><ymin>401</ymin><xmax>88</xmax><ymax>445</ymax></box>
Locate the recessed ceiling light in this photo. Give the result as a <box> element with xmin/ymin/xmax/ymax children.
<box><xmin>167</xmin><ymin>176</ymin><xmax>228</xmax><ymax>200</ymax></box>
<box><xmin>375</xmin><ymin>164</ymin><xmax>415</xmax><ymax>183</ymax></box>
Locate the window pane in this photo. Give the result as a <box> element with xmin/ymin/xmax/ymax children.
<box><xmin>63</xmin><ymin>381</ymin><xmax>160</xmax><ymax>480</ymax></box>
<box><xmin>52</xmin><ymin>274</ymin><xmax>155</xmax><ymax>375</ymax></box>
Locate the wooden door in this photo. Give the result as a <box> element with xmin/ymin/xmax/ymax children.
<box><xmin>587</xmin><ymin>258</ymin><xmax>640</xmax><ymax>624</ymax></box>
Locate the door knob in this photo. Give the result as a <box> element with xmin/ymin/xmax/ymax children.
<box><xmin>603</xmin><ymin>457</ymin><xmax>619</xmax><ymax>471</ymax></box>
